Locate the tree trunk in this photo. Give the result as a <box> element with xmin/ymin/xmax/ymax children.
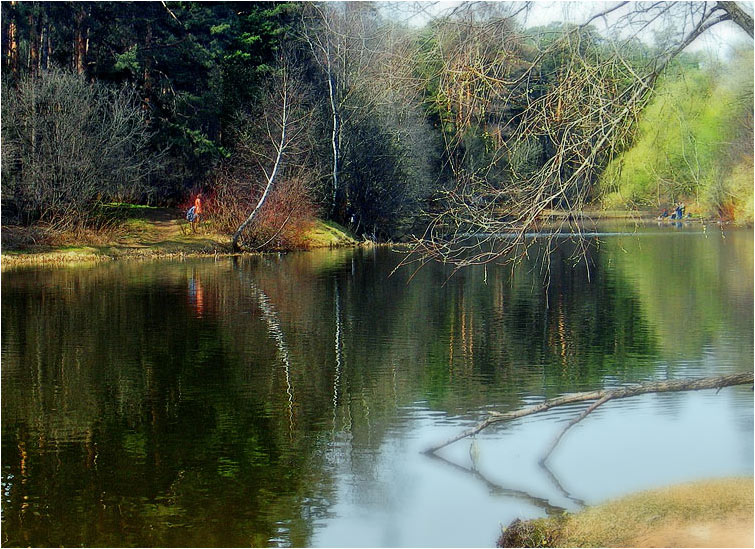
<box><xmin>74</xmin><ymin>6</ymin><xmax>87</xmax><ymax>74</ymax></box>
<box><xmin>39</xmin><ymin>19</ymin><xmax>48</xmax><ymax>71</ymax></box>
<box><xmin>326</xmin><ymin>53</ymin><xmax>340</xmax><ymax>218</ymax></box>
<box><xmin>7</xmin><ymin>1</ymin><xmax>19</xmax><ymax>78</ymax></box>
<box><xmin>300</xmin><ymin>7</ymin><xmax>343</xmax><ymax>220</ymax></box>
<box><xmin>232</xmin><ymin>78</ymin><xmax>290</xmax><ymax>252</ymax></box>
<box><xmin>423</xmin><ymin>373</ymin><xmax>753</xmax><ymax>454</ymax></box>
<box><xmin>45</xmin><ymin>18</ymin><xmax>52</xmax><ymax>71</ymax></box>
<box><xmin>718</xmin><ymin>1</ymin><xmax>754</xmax><ymax>37</ymax></box>
<box><xmin>28</xmin><ymin>9</ymin><xmax>38</xmax><ymax>75</ymax></box>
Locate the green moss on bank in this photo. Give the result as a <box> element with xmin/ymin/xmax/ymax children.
<box><xmin>498</xmin><ymin>477</ymin><xmax>754</xmax><ymax>547</ymax></box>
<box><xmin>297</xmin><ymin>219</ymin><xmax>359</xmax><ymax>248</ymax></box>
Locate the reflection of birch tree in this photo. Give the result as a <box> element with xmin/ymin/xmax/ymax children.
<box><xmin>332</xmin><ymin>278</ymin><xmax>343</xmax><ymax>433</ymax></box>
<box><xmin>249</xmin><ymin>280</ymin><xmax>295</xmax><ymax>436</ymax></box>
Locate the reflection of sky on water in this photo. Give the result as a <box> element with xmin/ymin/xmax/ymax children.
<box><xmin>313</xmin><ymin>388</ymin><xmax>753</xmax><ymax>548</ymax></box>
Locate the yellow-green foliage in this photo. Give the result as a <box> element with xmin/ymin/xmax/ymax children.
<box><xmin>727</xmin><ymin>160</ymin><xmax>755</xmax><ymax>224</ymax></box>
<box><xmin>600</xmin><ymin>49</ymin><xmax>753</xmax><ymax>221</ymax></box>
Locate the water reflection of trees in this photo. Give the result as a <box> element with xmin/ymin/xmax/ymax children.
<box><xmin>604</xmin><ymin>229</ymin><xmax>753</xmax><ymax>362</ymax></box>
<box><xmin>2</xmin><ymin>261</ymin><xmax>336</xmax><ymax>546</ymax></box>
<box><xmin>1</xmin><ymin>230</ymin><xmax>751</xmax><ymax>545</ymax></box>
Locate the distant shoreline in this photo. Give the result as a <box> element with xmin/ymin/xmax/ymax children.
<box><xmin>1</xmin><ymin>208</ymin><xmax>746</xmax><ymax>268</ymax></box>
<box><xmin>1</xmin><ymin>208</ymin><xmax>361</xmax><ymax>268</ymax></box>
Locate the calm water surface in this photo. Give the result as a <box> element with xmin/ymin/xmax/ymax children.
<box><xmin>2</xmin><ymin>224</ymin><xmax>753</xmax><ymax>547</ymax></box>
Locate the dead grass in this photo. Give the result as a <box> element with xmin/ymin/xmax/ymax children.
<box><xmin>499</xmin><ymin>478</ymin><xmax>754</xmax><ymax>548</ymax></box>
<box><xmin>2</xmin><ymin>207</ymin><xmax>230</xmax><ymax>267</ymax></box>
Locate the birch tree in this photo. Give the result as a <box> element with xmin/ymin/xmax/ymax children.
<box><xmin>231</xmin><ymin>53</ymin><xmax>310</xmax><ymax>252</ymax></box>
<box><xmin>300</xmin><ymin>3</ymin><xmax>348</xmax><ymax>220</ymax></box>
<box><xmin>299</xmin><ymin>2</ymin><xmax>393</xmax><ymax>224</ymax></box>
<box><xmin>300</xmin><ymin>2</ymin><xmax>439</xmax><ymax>237</ymax></box>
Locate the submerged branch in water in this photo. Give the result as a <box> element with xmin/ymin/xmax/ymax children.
<box><xmin>423</xmin><ymin>373</ymin><xmax>754</xmax><ymax>455</ymax></box>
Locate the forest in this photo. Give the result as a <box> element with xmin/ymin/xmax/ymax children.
<box><xmin>1</xmin><ymin>1</ymin><xmax>753</xmax><ymax>255</ymax></box>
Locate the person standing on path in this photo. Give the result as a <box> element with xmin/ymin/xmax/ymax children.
<box><xmin>192</xmin><ymin>193</ymin><xmax>203</xmax><ymax>232</ymax></box>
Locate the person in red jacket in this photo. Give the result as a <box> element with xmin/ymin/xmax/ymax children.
<box><xmin>191</xmin><ymin>193</ymin><xmax>203</xmax><ymax>232</ymax></box>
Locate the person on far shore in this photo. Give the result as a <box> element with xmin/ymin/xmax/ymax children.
<box><xmin>192</xmin><ymin>193</ymin><xmax>203</xmax><ymax>233</ymax></box>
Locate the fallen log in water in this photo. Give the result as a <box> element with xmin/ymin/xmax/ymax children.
<box><xmin>423</xmin><ymin>373</ymin><xmax>754</xmax><ymax>455</ymax></box>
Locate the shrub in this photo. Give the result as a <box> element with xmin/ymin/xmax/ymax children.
<box><xmin>211</xmin><ymin>164</ymin><xmax>316</xmax><ymax>250</ymax></box>
<box><xmin>1</xmin><ymin>68</ymin><xmax>158</xmax><ymax>228</ymax></box>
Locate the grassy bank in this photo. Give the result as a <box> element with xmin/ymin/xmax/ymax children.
<box><xmin>498</xmin><ymin>477</ymin><xmax>753</xmax><ymax>548</ymax></box>
<box><xmin>1</xmin><ymin>207</ymin><xmax>359</xmax><ymax>267</ymax></box>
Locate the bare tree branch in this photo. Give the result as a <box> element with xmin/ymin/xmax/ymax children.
<box><xmin>423</xmin><ymin>373</ymin><xmax>753</xmax><ymax>454</ymax></box>
<box><xmin>718</xmin><ymin>1</ymin><xmax>754</xmax><ymax>36</ymax></box>
<box><xmin>540</xmin><ymin>393</ymin><xmax>613</xmax><ymax>464</ymax></box>
<box><xmin>405</xmin><ymin>1</ymin><xmax>749</xmax><ymax>270</ymax></box>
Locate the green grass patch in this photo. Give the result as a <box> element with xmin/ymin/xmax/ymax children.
<box><xmin>298</xmin><ymin>219</ymin><xmax>358</xmax><ymax>248</ymax></box>
<box><xmin>3</xmin><ymin>213</ymin><xmax>359</xmax><ymax>266</ymax></box>
<box><xmin>102</xmin><ymin>202</ymin><xmax>160</xmax><ymax>211</ymax></box>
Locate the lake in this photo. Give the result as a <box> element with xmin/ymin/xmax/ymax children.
<box><xmin>2</xmin><ymin>223</ymin><xmax>753</xmax><ymax>547</ymax></box>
